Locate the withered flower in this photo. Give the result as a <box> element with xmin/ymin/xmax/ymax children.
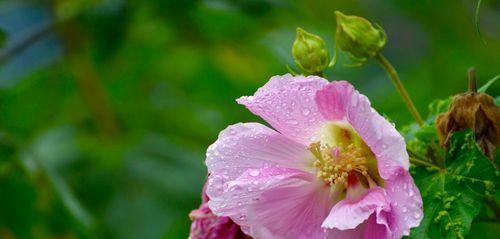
<box><xmin>436</xmin><ymin>69</ymin><xmax>500</xmax><ymax>160</ymax></box>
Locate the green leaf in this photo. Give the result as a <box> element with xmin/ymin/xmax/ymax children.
<box><xmin>428</xmin><ymin>97</ymin><xmax>452</xmax><ymax>119</ymax></box>
<box><xmin>410</xmin><ymin>130</ymin><xmax>498</xmax><ymax>239</ymax></box>
<box><xmin>474</xmin><ymin>0</ymin><xmax>486</xmax><ymax>45</ymax></box>
<box><xmin>478</xmin><ymin>74</ymin><xmax>499</xmax><ymax>93</ymax></box>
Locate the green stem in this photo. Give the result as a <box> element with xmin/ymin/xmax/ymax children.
<box><xmin>410</xmin><ymin>157</ymin><xmax>440</xmax><ymax>170</ymax></box>
<box><xmin>407</xmin><ymin>147</ymin><xmax>442</xmax><ymax>170</ymax></box>
<box><xmin>374</xmin><ymin>53</ymin><xmax>425</xmax><ymax>126</ymax></box>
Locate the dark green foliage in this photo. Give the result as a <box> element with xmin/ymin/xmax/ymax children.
<box><xmin>0</xmin><ymin>29</ymin><xmax>5</xmax><ymax>48</ymax></box>
<box><xmin>410</xmin><ymin>130</ymin><xmax>498</xmax><ymax>239</ymax></box>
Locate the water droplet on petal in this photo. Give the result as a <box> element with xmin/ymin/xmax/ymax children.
<box><xmin>249</xmin><ymin>169</ymin><xmax>260</xmax><ymax>177</ymax></box>
<box><xmin>286</xmin><ymin>119</ymin><xmax>299</xmax><ymax>125</ymax></box>
<box><xmin>301</xmin><ymin>108</ymin><xmax>311</xmax><ymax>116</ymax></box>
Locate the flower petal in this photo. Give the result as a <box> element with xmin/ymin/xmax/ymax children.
<box><xmin>322</xmin><ymin>187</ymin><xmax>389</xmax><ymax>230</ymax></box>
<box><xmin>325</xmin><ymin>214</ymin><xmax>389</xmax><ymax>239</ymax></box>
<box><xmin>326</xmin><ymin>225</ymin><xmax>366</xmax><ymax>239</ymax></box>
<box><xmin>363</xmin><ymin>213</ymin><xmax>389</xmax><ymax>239</ymax></box>
<box><xmin>237</xmin><ymin>74</ymin><xmax>328</xmax><ymax>144</ymax></box>
<box><xmin>206</xmin><ymin>123</ymin><xmax>313</xmax><ymax>177</ymax></box>
<box><xmin>385</xmin><ymin>168</ymin><xmax>423</xmax><ymax>237</ymax></box>
<box><xmin>315</xmin><ymin>81</ymin><xmax>409</xmax><ymax>179</ymax></box>
<box><xmin>207</xmin><ymin>166</ymin><xmax>312</xmax><ymax>230</ymax></box>
<box><xmin>189</xmin><ymin>203</ymin><xmax>246</xmax><ymax>239</ymax></box>
<box><xmin>247</xmin><ymin>181</ymin><xmax>336</xmax><ymax>239</ymax></box>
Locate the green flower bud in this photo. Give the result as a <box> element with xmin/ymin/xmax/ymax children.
<box><xmin>335</xmin><ymin>11</ymin><xmax>386</xmax><ymax>61</ymax></box>
<box><xmin>292</xmin><ymin>27</ymin><xmax>330</xmax><ymax>75</ymax></box>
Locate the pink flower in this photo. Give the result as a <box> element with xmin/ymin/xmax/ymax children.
<box><xmin>189</xmin><ymin>182</ymin><xmax>248</xmax><ymax>239</ymax></box>
<box><xmin>205</xmin><ymin>74</ymin><xmax>423</xmax><ymax>239</ymax></box>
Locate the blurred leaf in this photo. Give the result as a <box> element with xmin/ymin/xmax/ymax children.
<box><xmin>474</xmin><ymin>0</ymin><xmax>486</xmax><ymax>45</ymax></box>
<box><xmin>428</xmin><ymin>97</ymin><xmax>452</xmax><ymax>119</ymax></box>
<box><xmin>104</xmin><ymin>133</ymin><xmax>204</xmax><ymax>239</ymax></box>
<box><xmin>0</xmin><ymin>29</ymin><xmax>6</xmax><ymax>48</ymax></box>
<box><xmin>54</xmin><ymin>0</ymin><xmax>100</xmax><ymax>21</ymax></box>
<box><xmin>469</xmin><ymin>222</ymin><xmax>500</xmax><ymax>239</ymax></box>
<box><xmin>21</xmin><ymin>127</ymin><xmax>95</xmax><ymax>233</ymax></box>
<box><xmin>410</xmin><ymin>130</ymin><xmax>498</xmax><ymax>239</ymax></box>
<box><xmin>0</xmin><ymin>173</ymin><xmax>38</xmax><ymax>238</ymax></box>
<box><xmin>478</xmin><ymin>74</ymin><xmax>499</xmax><ymax>93</ymax></box>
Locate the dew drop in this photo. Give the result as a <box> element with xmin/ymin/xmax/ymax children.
<box><xmin>286</xmin><ymin>119</ymin><xmax>299</xmax><ymax>125</ymax></box>
<box><xmin>301</xmin><ymin>108</ymin><xmax>311</xmax><ymax>116</ymax></box>
<box><xmin>376</xmin><ymin>129</ymin><xmax>382</xmax><ymax>140</ymax></box>
<box><xmin>402</xmin><ymin>206</ymin><xmax>408</xmax><ymax>213</ymax></box>
<box><xmin>249</xmin><ymin>169</ymin><xmax>260</xmax><ymax>177</ymax></box>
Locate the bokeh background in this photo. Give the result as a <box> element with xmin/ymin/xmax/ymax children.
<box><xmin>0</xmin><ymin>0</ymin><xmax>498</xmax><ymax>238</ymax></box>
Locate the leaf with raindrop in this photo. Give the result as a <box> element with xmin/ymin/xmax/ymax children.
<box><xmin>409</xmin><ymin>130</ymin><xmax>498</xmax><ymax>239</ymax></box>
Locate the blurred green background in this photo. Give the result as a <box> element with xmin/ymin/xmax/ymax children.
<box><xmin>0</xmin><ymin>0</ymin><xmax>498</xmax><ymax>238</ymax></box>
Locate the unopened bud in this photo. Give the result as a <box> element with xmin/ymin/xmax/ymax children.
<box><xmin>335</xmin><ymin>11</ymin><xmax>386</xmax><ymax>60</ymax></box>
<box><xmin>292</xmin><ymin>27</ymin><xmax>330</xmax><ymax>75</ymax></box>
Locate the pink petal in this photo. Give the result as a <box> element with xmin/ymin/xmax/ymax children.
<box><xmin>326</xmin><ymin>225</ymin><xmax>366</xmax><ymax>239</ymax></box>
<box><xmin>385</xmin><ymin>168</ymin><xmax>423</xmax><ymax>237</ymax></box>
<box><xmin>189</xmin><ymin>203</ymin><xmax>246</xmax><ymax>239</ymax></box>
<box><xmin>363</xmin><ymin>214</ymin><xmax>389</xmax><ymax>239</ymax></box>
<box><xmin>247</xmin><ymin>181</ymin><xmax>336</xmax><ymax>239</ymax></box>
<box><xmin>325</xmin><ymin>212</ymin><xmax>390</xmax><ymax>239</ymax></box>
<box><xmin>322</xmin><ymin>187</ymin><xmax>389</xmax><ymax>230</ymax></box>
<box><xmin>206</xmin><ymin>123</ymin><xmax>313</xmax><ymax>178</ymax></box>
<box><xmin>315</xmin><ymin>81</ymin><xmax>409</xmax><ymax>179</ymax></box>
<box><xmin>237</xmin><ymin>74</ymin><xmax>328</xmax><ymax>144</ymax></box>
<box><xmin>189</xmin><ymin>181</ymin><xmax>247</xmax><ymax>239</ymax></box>
<box><xmin>207</xmin><ymin>166</ymin><xmax>313</xmax><ymax>229</ymax></box>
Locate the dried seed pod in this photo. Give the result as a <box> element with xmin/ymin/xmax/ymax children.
<box><xmin>436</xmin><ymin>70</ymin><xmax>500</xmax><ymax>160</ymax></box>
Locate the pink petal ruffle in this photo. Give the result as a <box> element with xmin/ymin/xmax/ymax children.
<box><xmin>315</xmin><ymin>81</ymin><xmax>410</xmax><ymax>179</ymax></box>
<box><xmin>237</xmin><ymin>74</ymin><xmax>328</xmax><ymax>144</ymax></box>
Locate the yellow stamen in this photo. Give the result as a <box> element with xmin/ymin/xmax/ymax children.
<box><xmin>309</xmin><ymin>141</ymin><xmax>369</xmax><ymax>187</ymax></box>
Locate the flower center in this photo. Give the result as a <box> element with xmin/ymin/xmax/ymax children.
<box><xmin>308</xmin><ymin>122</ymin><xmax>378</xmax><ymax>187</ymax></box>
<box><xmin>310</xmin><ymin>142</ymin><xmax>368</xmax><ymax>186</ymax></box>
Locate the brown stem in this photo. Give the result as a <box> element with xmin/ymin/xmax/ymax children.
<box><xmin>468</xmin><ymin>67</ymin><xmax>477</xmax><ymax>92</ymax></box>
<box><xmin>57</xmin><ymin>23</ymin><xmax>120</xmax><ymax>138</ymax></box>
